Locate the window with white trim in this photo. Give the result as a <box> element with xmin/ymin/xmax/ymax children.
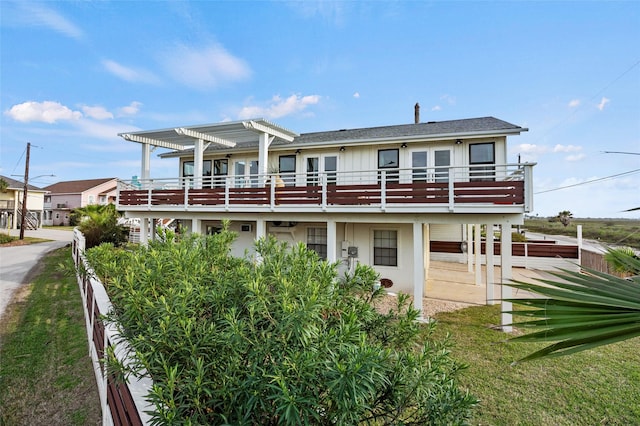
<box><xmin>469</xmin><ymin>143</ymin><xmax>495</xmax><ymax>182</ymax></box>
<box><xmin>373</xmin><ymin>230</ymin><xmax>397</xmax><ymax>266</ymax></box>
<box><xmin>307</xmin><ymin>227</ymin><xmax>327</xmax><ymax>259</ymax></box>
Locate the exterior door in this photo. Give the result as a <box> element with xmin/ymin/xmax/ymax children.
<box><xmin>233</xmin><ymin>158</ymin><xmax>259</xmax><ymax>187</ymax></box>
<box><xmin>411</xmin><ymin>148</ymin><xmax>451</xmax><ymax>183</ymax></box>
<box><xmin>305</xmin><ymin>155</ymin><xmax>337</xmax><ymax>186</ymax></box>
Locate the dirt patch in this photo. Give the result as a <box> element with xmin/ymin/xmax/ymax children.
<box><xmin>374</xmin><ymin>294</ymin><xmax>474</xmax><ymax>317</ymax></box>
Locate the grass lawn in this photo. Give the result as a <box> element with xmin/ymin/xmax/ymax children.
<box><xmin>524</xmin><ymin>218</ymin><xmax>640</xmax><ymax>249</ymax></box>
<box><xmin>0</xmin><ymin>247</ymin><xmax>101</xmax><ymax>426</ymax></box>
<box><xmin>431</xmin><ymin>304</ymin><xmax>640</xmax><ymax>425</ymax></box>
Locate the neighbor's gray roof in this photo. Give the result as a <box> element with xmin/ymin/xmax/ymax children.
<box><xmin>159</xmin><ymin>116</ymin><xmax>526</xmax><ymax>158</ymax></box>
<box><xmin>0</xmin><ymin>175</ymin><xmax>45</xmax><ymax>192</ymax></box>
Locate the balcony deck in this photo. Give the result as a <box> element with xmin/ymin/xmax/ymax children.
<box><xmin>117</xmin><ymin>164</ymin><xmax>533</xmax><ymax>215</ymax></box>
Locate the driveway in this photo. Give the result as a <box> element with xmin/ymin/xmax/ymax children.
<box><xmin>0</xmin><ymin>229</ymin><xmax>73</xmax><ymax>324</ymax></box>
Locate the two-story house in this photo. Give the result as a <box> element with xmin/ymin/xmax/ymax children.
<box><xmin>0</xmin><ymin>175</ymin><xmax>46</xmax><ymax>230</ymax></box>
<box><xmin>43</xmin><ymin>178</ymin><xmax>118</xmax><ymax>226</ymax></box>
<box><xmin>116</xmin><ymin>110</ymin><xmax>533</xmax><ymax>327</ymax></box>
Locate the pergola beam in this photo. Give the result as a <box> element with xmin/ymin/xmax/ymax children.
<box><xmin>244</xmin><ymin>120</ymin><xmax>296</xmax><ymax>142</ymax></box>
<box><xmin>120</xmin><ymin>133</ymin><xmax>185</xmax><ymax>151</ymax></box>
<box><xmin>175</xmin><ymin>127</ymin><xmax>237</xmax><ymax>148</ymax></box>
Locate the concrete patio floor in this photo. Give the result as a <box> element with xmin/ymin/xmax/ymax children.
<box><xmin>425</xmin><ymin>260</ymin><xmax>554</xmax><ymax>305</ymax></box>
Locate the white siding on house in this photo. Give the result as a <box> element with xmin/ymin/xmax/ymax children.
<box><xmin>430</xmin><ymin>224</ymin><xmax>463</xmax><ymax>241</ymax></box>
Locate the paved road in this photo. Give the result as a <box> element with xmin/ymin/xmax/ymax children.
<box><xmin>0</xmin><ymin>229</ymin><xmax>73</xmax><ymax>323</ymax></box>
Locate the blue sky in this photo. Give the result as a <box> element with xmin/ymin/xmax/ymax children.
<box><xmin>1</xmin><ymin>1</ymin><xmax>638</xmax><ymax>218</ymax></box>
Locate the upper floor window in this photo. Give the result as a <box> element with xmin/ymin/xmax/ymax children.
<box><xmin>213</xmin><ymin>159</ymin><xmax>228</xmax><ymax>187</ymax></box>
<box><xmin>306</xmin><ymin>155</ymin><xmax>337</xmax><ymax>185</ymax></box>
<box><xmin>469</xmin><ymin>143</ymin><xmax>495</xmax><ymax>182</ymax></box>
<box><xmin>378</xmin><ymin>149</ymin><xmax>399</xmax><ymax>183</ymax></box>
<box><xmin>183</xmin><ymin>160</ymin><xmax>213</xmax><ymax>187</ymax></box>
<box><xmin>279</xmin><ymin>155</ymin><xmax>296</xmax><ymax>186</ymax></box>
<box><xmin>88</xmin><ymin>195</ymin><xmax>95</xmax><ymax>204</ymax></box>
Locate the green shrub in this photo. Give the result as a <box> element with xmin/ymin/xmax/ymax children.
<box><xmin>0</xmin><ymin>233</ymin><xmax>14</xmax><ymax>244</ymax></box>
<box><xmin>87</xmin><ymin>226</ymin><xmax>477</xmax><ymax>425</ymax></box>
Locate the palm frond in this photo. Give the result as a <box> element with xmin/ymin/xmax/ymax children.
<box><xmin>505</xmin><ymin>251</ymin><xmax>640</xmax><ymax>363</ymax></box>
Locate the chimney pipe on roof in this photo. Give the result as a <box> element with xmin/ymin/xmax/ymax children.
<box><xmin>414</xmin><ymin>102</ymin><xmax>420</xmax><ymax>124</ymax></box>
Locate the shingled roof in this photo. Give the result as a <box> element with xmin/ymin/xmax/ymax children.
<box><xmin>293</xmin><ymin>116</ymin><xmax>524</xmax><ymax>145</ymax></box>
<box><xmin>44</xmin><ymin>178</ymin><xmax>117</xmax><ymax>194</ymax></box>
<box><xmin>159</xmin><ymin>116</ymin><xmax>525</xmax><ymax>158</ymax></box>
<box><xmin>0</xmin><ymin>175</ymin><xmax>45</xmax><ymax>191</ymax></box>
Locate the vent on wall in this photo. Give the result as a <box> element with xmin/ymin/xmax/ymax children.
<box><xmin>241</xmin><ymin>224</ymin><xmax>252</xmax><ymax>232</ymax></box>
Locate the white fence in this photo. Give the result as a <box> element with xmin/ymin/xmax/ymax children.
<box><xmin>73</xmin><ymin>229</ymin><xmax>153</xmax><ymax>425</ymax></box>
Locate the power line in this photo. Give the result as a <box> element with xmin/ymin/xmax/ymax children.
<box><xmin>535</xmin><ymin>168</ymin><xmax>640</xmax><ymax>194</ymax></box>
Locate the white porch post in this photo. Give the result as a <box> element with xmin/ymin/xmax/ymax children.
<box><xmin>255</xmin><ymin>219</ymin><xmax>266</xmax><ymax>241</ymax></box>
<box><xmin>474</xmin><ymin>224</ymin><xmax>482</xmax><ymax>285</ymax></box>
<box><xmin>467</xmin><ymin>224</ymin><xmax>473</xmax><ymax>272</ymax></box>
<box><xmin>141</xmin><ymin>143</ymin><xmax>151</xmax><ymax>180</ymax></box>
<box><xmin>500</xmin><ymin>223</ymin><xmax>513</xmax><ymax>332</ymax></box>
<box><xmin>194</xmin><ymin>138</ymin><xmax>204</xmax><ymax>189</ymax></box>
<box><xmin>258</xmin><ymin>132</ymin><xmax>270</xmax><ymax>175</ymax></box>
<box><xmin>326</xmin><ymin>220</ymin><xmax>337</xmax><ymax>263</ymax></box>
<box><xmin>413</xmin><ymin>222</ymin><xmax>425</xmax><ymax>317</ymax></box>
<box><xmin>140</xmin><ymin>218</ymin><xmax>149</xmax><ymax>245</ymax></box>
<box><xmin>192</xmin><ymin>218</ymin><xmax>202</xmax><ymax>235</ymax></box>
<box><xmin>485</xmin><ymin>224</ymin><xmax>495</xmax><ymax>305</ymax></box>
<box><xmin>577</xmin><ymin>224</ymin><xmax>583</xmax><ymax>267</ymax></box>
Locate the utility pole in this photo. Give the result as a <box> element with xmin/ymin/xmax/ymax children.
<box><xmin>19</xmin><ymin>142</ymin><xmax>30</xmax><ymax>240</ymax></box>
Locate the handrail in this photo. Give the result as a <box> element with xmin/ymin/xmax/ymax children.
<box><xmin>116</xmin><ymin>163</ymin><xmax>534</xmax><ymax>212</ymax></box>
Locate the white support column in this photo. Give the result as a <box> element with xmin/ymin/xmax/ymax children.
<box><xmin>500</xmin><ymin>223</ymin><xmax>513</xmax><ymax>332</ymax></box>
<box><xmin>413</xmin><ymin>222</ymin><xmax>425</xmax><ymax>317</ymax></box>
<box><xmin>467</xmin><ymin>224</ymin><xmax>473</xmax><ymax>272</ymax></box>
<box><xmin>194</xmin><ymin>138</ymin><xmax>204</xmax><ymax>189</ymax></box>
<box><xmin>474</xmin><ymin>224</ymin><xmax>482</xmax><ymax>286</ymax></box>
<box><xmin>577</xmin><ymin>224</ymin><xmax>583</xmax><ymax>267</ymax></box>
<box><xmin>140</xmin><ymin>218</ymin><xmax>149</xmax><ymax>245</ymax></box>
<box><xmin>255</xmin><ymin>219</ymin><xmax>266</xmax><ymax>241</ymax></box>
<box><xmin>192</xmin><ymin>218</ymin><xmax>202</xmax><ymax>235</ymax></box>
<box><xmin>258</xmin><ymin>132</ymin><xmax>270</xmax><ymax>176</ymax></box>
<box><xmin>423</xmin><ymin>223</ymin><xmax>430</xmax><ymax>285</ymax></box>
<box><xmin>141</xmin><ymin>143</ymin><xmax>151</xmax><ymax>180</ymax></box>
<box><xmin>485</xmin><ymin>224</ymin><xmax>495</xmax><ymax>305</ymax></box>
<box><xmin>326</xmin><ymin>220</ymin><xmax>337</xmax><ymax>263</ymax></box>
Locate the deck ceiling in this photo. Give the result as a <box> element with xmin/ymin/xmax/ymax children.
<box><xmin>118</xmin><ymin>119</ymin><xmax>299</xmax><ymax>151</ymax></box>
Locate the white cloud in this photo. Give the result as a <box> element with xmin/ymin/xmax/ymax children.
<box><xmin>566</xmin><ymin>153</ymin><xmax>586</xmax><ymax>162</ymax></box>
<box><xmin>597</xmin><ymin>96</ymin><xmax>610</xmax><ymax>111</ymax></box>
<box><xmin>5</xmin><ymin>101</ymin><xmax>82</xmax><ymax>123</ymax></box>
<box><xmin>553</xmin><ymin>144</ymin><xmax>582</xmax><ymax>153</ymax></box>
<box><xmin>161</xmin><ymin>43</ymin><xmax>251</xmax><ymax>90</ymax></box>
<box><xmin>17</xmin><ymin>2</ymin><xmax>84</xmax><ymax>40</ymax></box>
<box><xmin>353</xmin><ymin>92</ymin><xmax>360</xmax><ymax>99</ymax></box>
<box><xmin>440</xmin><ymin>94</ymin><xmax>456</xmax><ymax>105</ymax></box>
<box><xmin>431</xmin><ymin>105</ymin><xmax>442</xmax><ymax>111</ymax></box>
<box><xmin>75</xmin><ymin>120</ymin><xmax>139</xmax><ymax>141</ymax></box>
<box><xmin>117</xmin><ymin>101</ymin><xmax>143</xmax><ymax>116</ymax></box>
<box><xmin>568</xmin><ymin>99</ymin><xmax>580</xmax><ymax>108</ymax></box>
<box><xmin>102</xmin><ymin>60</ymin><xmax>160</xmax><ymax>84</ymax></box>
<box><xmin>81</xmin><ymin>105</ymin><xmax>113</xmax><ymax>120</ymax></box>
<box><xmin>238</xmin><ymin>94</ymin><xmax>321</xmax><ymax>119</ymax></box>
<box><xmin>516</xmin><ymin>143</ymin><xmax>549</xmax><ymax>154</ymax></box>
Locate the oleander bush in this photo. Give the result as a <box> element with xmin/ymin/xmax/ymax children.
<box><xmin>86</xmin><ymin>225</ymin><xmax>477</xmax><ymax>425</ymax></box>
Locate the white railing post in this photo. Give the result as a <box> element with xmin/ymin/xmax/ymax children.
<box><xmin>524</xmin><ymin>163</ymin><xmax>534</xmax><ymax>212</ymax></box>
<box><xmin>448</xmin><ymin>175</ymin><xmax>455</xmax><ymax>211</ymax></box>
<box><xmin>225</xmin><ymin>176</ymin><xmax>230</xmax><ymax>210</ymax></box>
<box><xmin>380</xmin><ymin>171</ymin><xmax>387</xmax><ymax>211</ymax></box>
<box><xmin>321</xmin><ymin>174</ymin><xmax>328</xmax><ymax>211</ymax></box>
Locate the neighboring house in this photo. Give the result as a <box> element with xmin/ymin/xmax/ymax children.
<box><xmin>0</xmin><ymin>175</ymin><xmax>46</xmax><ymax>230</ymax></box>
<box><xmin>43</xmin><ymin>178</ymin><xmax>117</xmax><ymax>226</ymax></box>
<box><xmin>116</xmin><ymin>110</ymin><xmax>533</xmax><ymax>325</ymax></box>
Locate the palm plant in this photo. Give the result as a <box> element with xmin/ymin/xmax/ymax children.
<box><xmin>556</xmin><ymin>210</ymin><xmax>573</xmax><ymax>227</ymax></box>
<box><xmin>505</xmin><ymin>250</ymin><xmax>640</xmax><ymax>363</ymax></box>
